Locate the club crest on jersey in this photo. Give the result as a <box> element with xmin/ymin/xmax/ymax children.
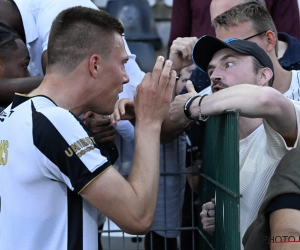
<box><xmin>65</xmin><ymin>137</ymin><xmax>96</xmax><ymax>158</ymax></box>
<box><xmin>0</xmin><ymin>140</ymin><xmax>9</xmax><ymax>165</ymax></box>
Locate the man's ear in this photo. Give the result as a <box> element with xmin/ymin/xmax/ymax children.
<box><xmin>88</xmin><ymin>54</ymin><xmax>101</xmax><ymax>78</ymax></box>
<box><xmin>264</xmin><ymin>30</ymin><xmax>277</xmax><ymax>53</ymax></box>
<box><xmin>260</xmin><ymin>67</ymin><xmax>273</xmax><ymax>86</ymax></box>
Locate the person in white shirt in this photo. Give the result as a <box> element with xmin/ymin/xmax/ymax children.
<box><xmin>169</xmin><ymin>35</ymin><xmax>300</xmax><ymax>248</ymax></box>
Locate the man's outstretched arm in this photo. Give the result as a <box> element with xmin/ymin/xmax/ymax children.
<box><xmin>0</xmin><ymin>77</ymin><xmax>43</xmax><ymax>107</ymax></box>
<box><xmin>171</xmin><ymin>82</ymin><xmax>298</xmax><ymax>146</ymax></box>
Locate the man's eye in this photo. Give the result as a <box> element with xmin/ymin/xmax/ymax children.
<box><xmin>225</xmin><ymin>62</ymin><xmax>234</xmax><ymax>68</ymax></box>
<box><xmin>23</xmin><ymin>64</ymin><xmax>28</xmax><ymax>69</ymax></box>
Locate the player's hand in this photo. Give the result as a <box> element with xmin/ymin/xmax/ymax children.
<box><xmin>110</xmin><ymin>98</ymin><xmax>135</xmax><ymax>126</ymax></box>
<box><xmin>169</xmin><ymin>37</ymin><xmax>198</xmax><ymax>72</ymax></box>
<box><xmin>134</xmin><ymin>56</ymin><xmax>176</xmax><ymax>128</ymax></box>
<box><xmin>200</xmin><ymin>199</ymin><xmax>216</xmax><ymax>236</ymax></box>
<box><xmin>82</xmin><ymin>111</ymin><xmax>115</xmax><ymax>144</ymax></box>
<box><xmin>169</xmin><ymin>80</ymin><xmax>198</xmax><ymax>128</ymax></box>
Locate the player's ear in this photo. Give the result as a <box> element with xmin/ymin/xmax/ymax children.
<box><xmin>88</xmin><ymin>54</ymin><xmax>101</xmax><ymax>78</ymax></box>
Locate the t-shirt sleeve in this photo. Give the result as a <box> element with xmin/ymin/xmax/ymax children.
<box><xmin>265</xmin><ymin>193</ymin><xmax>300</xmax><ymax>215</ymax></box>
<box><xmin>263</xmin><ymin>100</ymin><xmax>300</xmax><ymax>159</ymax></box>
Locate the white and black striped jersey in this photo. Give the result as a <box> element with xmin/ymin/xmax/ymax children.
<box><xmin>0</xmin><ymin>94</ymin><xmax>114</xmax><ymax>250</ymax></box>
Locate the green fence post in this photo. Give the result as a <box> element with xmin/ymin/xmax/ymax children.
<box><xmin>198</xmin><ymin>110</ymin><xmax>241</xmax><ymax>250</ymax></box>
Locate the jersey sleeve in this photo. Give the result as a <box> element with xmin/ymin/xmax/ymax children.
<box><xmin>31</xmin><ymin>103</ymin><xmax>111</xmax><ymax>194</ymax></box>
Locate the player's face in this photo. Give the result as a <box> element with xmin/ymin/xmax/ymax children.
<box><xmin>207</xmin><ymin>48</ymin><xmax>260</xmax><ymax>93</ymax></box>
<box><xmin>93</xmin><ymin>34</ymin><xmax>130</xmax><ymax>115</ymax></box>
<box><xmin>0</xmin><ymin>39</ymin><xmax>30</xmax><ymax>78</ymax></box>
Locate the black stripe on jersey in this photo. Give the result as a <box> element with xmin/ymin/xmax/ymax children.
<box><xmin>67</xmin><ymin>189</ymin><xmax>83</xmax><ymax>250</ymax></box>
<box><xmin>31</xmin><ymin>101</ymin><xmax>111</xmax><ymax>193</ymax></box>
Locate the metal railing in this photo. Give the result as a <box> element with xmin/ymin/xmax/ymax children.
<box><xmin>100</xmin><ymin>111</ymin><xmax>240</xmax><ymax>250</ymax></box>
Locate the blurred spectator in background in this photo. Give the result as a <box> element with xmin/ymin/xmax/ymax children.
<box><xmin>168</xmin><ymin>0</ymin><xmax>299</xmax><ymax>55</ymax></box>
<box><xmin>175</xmin><ymin>64</ymin><xmax>196</xmax><ymax>95</ymax></box>
<box><xmin>0</xmin><ymin>22</ymin><xmax>30</xmax><ymax>112</ymax></box>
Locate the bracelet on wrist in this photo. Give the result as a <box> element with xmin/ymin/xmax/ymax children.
<box><xmin>198</xmin><ymin>94</ymin><xmax>209</xmax><ymax>122</ymax></box>
<box><xmin>183</xmin><ymin>95</ymin><xmax>200</xmax><ymax>120</ymax></box>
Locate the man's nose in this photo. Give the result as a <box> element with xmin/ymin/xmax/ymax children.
<box><xmin>210</xmin><ymin>69</ymin><xmax>223</xmax><ymax>84</ymax></box>
<box><xmin>123</xmin><ymin>73</ymin><xmax>130</xmax><ymax>85</ymax></box>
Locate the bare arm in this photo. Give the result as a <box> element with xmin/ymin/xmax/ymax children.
<box><xmin>0</xmin><ymin>77</ymin><xmax>43</xmax><ymax>107</ymax></box>
<box><xmin>269</xmin><ymin>208</ymin><xmax>300</xmax><ymax>250</ymax></box>
<box><xmin>200</xmin><ymin>85</ymin><xmax>297</xmax><ymax>146</ymax></box>
<box><xmin>81</xmin><ymin>57</ymin><xmax>176</xmax><ymax>234</ymax></box>
<box><xmin>111</xmin><ymin>82</ymin><xmax>193</xmax><ymax>144</ymax></box>
<box><xmin>170</xmin><ymin>82</ymin><xmax>298</xmax><ymax>146</ymax></box>
<box><xmin>0</xmin><ymin>48</ymin><xmax>47</xmax><ymax>107</ymax></box>
<box><xmin>160</xmin><ymin>111</ymin><xmax>193</xmax><ymax>143</ymax></box>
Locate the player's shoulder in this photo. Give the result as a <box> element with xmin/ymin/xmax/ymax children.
<box><xmin>31</xmin><ymin>96</ymin><xmax>81</xmax><ymax>127</ymax></box>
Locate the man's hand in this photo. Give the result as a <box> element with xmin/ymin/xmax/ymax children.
<box><xmin>111</xmin><ymin>98</ymin><xmax>135</xmax><ymax>126</ymax></box>
<box><xmin>134</xmin><ymin>56</ymin><xmax>176</xmax><ymax>128</ymax></box>
<box><xmin>169</xmin><ymin>80</ymin><xmax>198</xmax><ymax>128</ymax></box>
<box><xmin>200</xmin><ymin>199</ymin><xmax>216</xmax><ymax>236</ymax></box>
<box><xmin>82</xmin><ymin>111</ymin><xmax>115</xmax><ymax>144</ymax></box>
<box><xmin>169</xmin><ymin>37</ymin><xmax>198</xmax><ymax>72</ymax></box>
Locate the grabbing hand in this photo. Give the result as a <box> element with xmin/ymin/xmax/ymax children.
<box><xmin>169</xmin><ymin>37</ymin><xmax>198</xmax><ymax>72</ymax></box>
<box><xmin>169</xmin><ymin>80</ymin><xmax>198</xmax><ymax>128</ymax></box>
<box><xmin>200</xmin><ymin>199</ymin><xmax>216</xmax><ymax>236</ymax></box>
<box><xmin>111</xmin><ymin>98</ymin><xmax>135</xmax><ymax>126</ymax></box>
<box><xmin>82</xmin><ymin>111</ymin><xmax>115</xmax><ymax>144</ymax></box>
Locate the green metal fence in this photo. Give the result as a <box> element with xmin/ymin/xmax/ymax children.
<box><xmin>101</xmin><ymin>111</ymin><xmax>241</xmax><ymax>250</ymax></box>
<box><xmin>198</xmin><ymin>110</ymin><xmax>241</xmax><ymax>250</ymax></box>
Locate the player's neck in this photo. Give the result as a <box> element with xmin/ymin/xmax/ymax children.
<box><xmin>28</xmin><ymin>73</ymin><xmax>87</xmax><ymax>116</ymax></box>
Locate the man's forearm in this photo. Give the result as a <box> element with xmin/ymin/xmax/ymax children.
<box><xmin>160</xmin><ymin>113</ymin><xmax>187</xmax><ymax>143</ymax></box>
<box><xmin>0</xmin><ymin>77</ymin><xmax>43</xmax><ymax>107</ymax></box>
<box><xmin>128</xmin><ymin>123</ymin><xmax>161</xmax><ymax>219</ymax></box>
